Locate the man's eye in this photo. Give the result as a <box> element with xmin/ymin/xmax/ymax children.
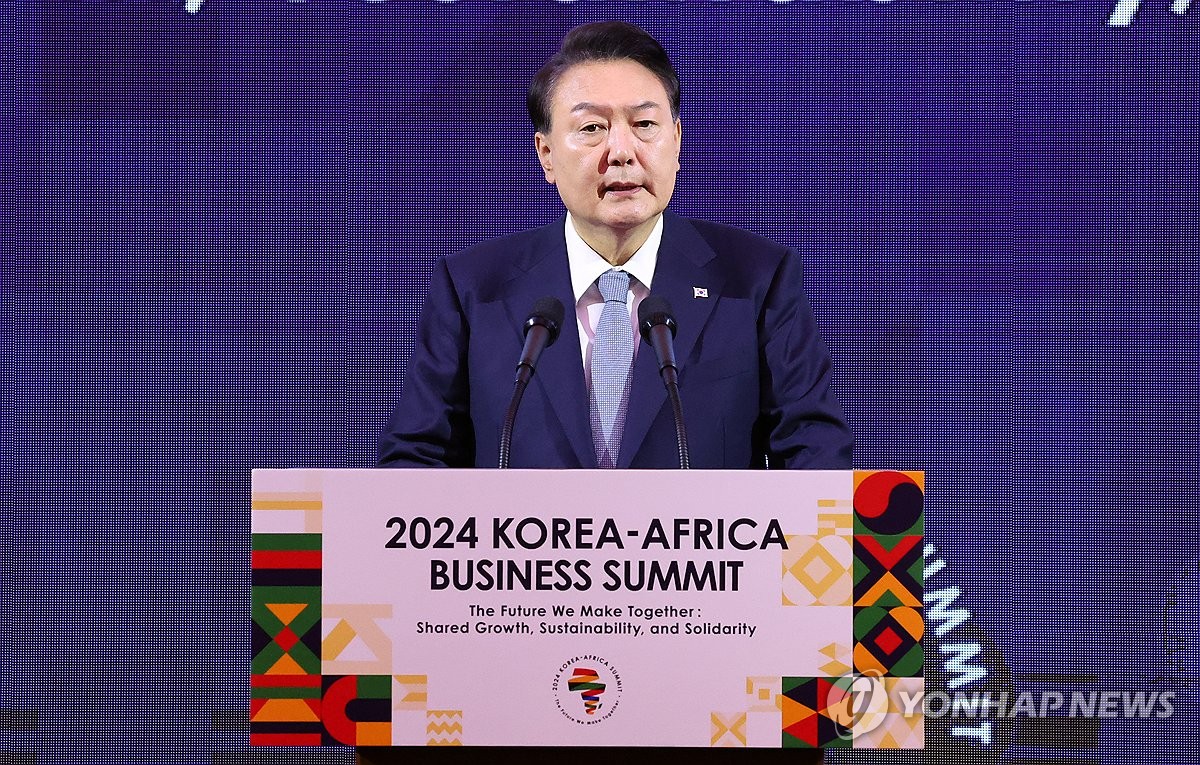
<box><xmin>636</xmin><ymin>120</ymin><xmax>656</xmax><ymax>128</ymax></box>
<box><xmin>580</xmin><ymin>124</ymin><xmax>604</xmax><ymax>133</ymax></box>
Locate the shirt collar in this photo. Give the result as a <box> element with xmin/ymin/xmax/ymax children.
<box><xmin>565</xmin><ymin>213</ymin><xmax>661</xmax><ymax>302</ymax></box>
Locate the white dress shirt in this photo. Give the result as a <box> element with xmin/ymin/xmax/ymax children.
<box><xmin>564</xmin><ymin>213</ymin><xmax>662</xmax><ymax>388</ymax></box>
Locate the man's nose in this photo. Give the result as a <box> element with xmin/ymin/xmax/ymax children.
<box><xmin>606</xmin><ymin>124</ymin><xmax>636</xmax><ymax>165</ymax></box>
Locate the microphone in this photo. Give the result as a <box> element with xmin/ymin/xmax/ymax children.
<box><xmin>637</xmin><ymin>296</ymin><xmax>690</xmax><ymax>469</ymax></box>
<box><xmin>516</xmin><ymin>297</ymin><xmax>565</xmax><ymax>385</ymax></box>
<box><xmin>638</xmin><ymin>296</ymin><xmax>679</xmax><ymax>381</ymax></box>
<box><xmin>500</xmin><ymin>297</ymin><xmax>565</xmax><ymax>469</ymax></box>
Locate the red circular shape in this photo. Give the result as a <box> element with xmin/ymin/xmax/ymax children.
<box><xmin>854</xmin><ymin>472</ymin><xmax>918</xmax><ymax>519</ymax></box>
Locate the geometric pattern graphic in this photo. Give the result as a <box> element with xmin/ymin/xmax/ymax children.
<box><xmin>393</xmin><ymin>674</ymin><xmax>429</xmax><ymax>711</ymax></box>
<box><xmin>426</xmin><ymin>710</ymin><xmax>464</xmax><ymax>746</ymax></box>
<box><xmin>251</xmin><ymin>531</ymin><xmax>323</xmax><ymax>746</ymax></box>
<box><xmin>252</xmin><ymin>587</ymin><xmax>323</xmax><ymax>675</ymax></box>
<box><xmin>782</xmin><ymin>511</ymin><xmax>854</xmax><ymax>607</ymax></box>
<box><xmin>249</xmin><ymin>674</ymin><xmax>323</xmax><ymax>746</ymax></box>
<box><xmin>771</xmin><ymin>474</ymin><xmax>924</xmax><ymax>749</ymax></box>
<box><xmin>780</xmin><ymin>676</ymin><xmax>855</xmax><ymax>748</ymax></box>
<box><xmin>816</xmin><ymin>643</ymin><xmax>854</xmax><ymax>677</ymax></box>
<box><xmin>854</xmin><ymin>535</ymin><xmax>923</xmax><ymax>607</ymax></box>
<box><xmin>321</xmin><ymin>675</ymin><xmax>391</xmax><ymax>746</ymax></box>
<box><xmin>853</xmin><ymin>471</ymin><xmax>925</xmax><ymax>686</ymax></box>
<box><xmin>853</xmin><ymin>606</ymin><xmax>925</xmax><ymax>677</ymax></box>
<box><xmin>249</xmin><ymin>470</ymin><xmax>924</xmax><ymax>748</ymax></box>
<box><xmin>252</xmin><ymin>533</ymin><xmax>323</xmax><ymax>674</ymax></box>
<box><xmin>852</xmin><ymin>677</ymin><xmax>924</xmax><ymax>749</ymax></box>
<box><xmin>251</xmin><ymin>482</ymin><xmax>414</xmax><ymax>748</ymax></box>
<box><xmin>745</xmin><ymin>676</ymin><xmax>782</xmax><ymax>712</ymax></box>
<box><xmin>816</xmin><ymin>506</ymin><xmax>854</xmax><ymax>537</ymax></box>
<box><xmin>741</xmin><ymin>676</ymin><xmax>784</xmax><ymax>747</ymax></box>
<box><xmin>322</xmin><ymin>603</ymin><xmax>394</xmax><ymax>675</ymax></box>
<box><xmin>711</xmin><ymin>712</ymin><xmax>748</xmax><ymax>747</ymax></box>
<box><xmin>724</xmin><ymin>676</ymin><xmax>782</xmax><ymax>748</ymax></box>
<box><xmin>252</xmin><ymin>491</ymin><xmax>324</xmax><ymax>535</ymax></box>
<box><xmin>853</xmin><ymin>471</ymin><xmax>923</xmax><ymax>536</ymax></box>
<box><xmin>251</xmin><ymin>489</ymin><xmax>400</xmax><ymax>748</ymax></box>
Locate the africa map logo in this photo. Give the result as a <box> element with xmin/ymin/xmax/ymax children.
<box><xmin>553</xmin><ymin>655</ymin><xmax>623</xmax><ymax>725</ymax></box>
<box><xmin>568</xmin><ymin>668</ymin><xmax>607</xmax><ymax>714</ymax></box>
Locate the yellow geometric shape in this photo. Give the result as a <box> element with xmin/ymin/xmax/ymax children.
<box><xmin>816</xmin><ymin>510</ymin><xmax>853</xmax><ymax>537</ymax></box>
<box><xmin>793</xmin><ymin>543</ymin><xmax>843</xmax><ymax>594</ymax></box>
<box><xmin>322</xmin><ymin>619</ymin><xmax>357</xmax><ymax>659</ymax></box>
<box><xmin>394</xmin><ymin>675</ymin><xmax>429</xmax><ymax>711</ymax></box>
<box><xmin>818</xmin><ymin>642</ymin><xmax>853</xmax><ymax>677</ymax></box>
<box><xmin>427</xmin><ymin>709</ymin><xmax>463</xmax><ymax>748</ymax></box>
<box><xmin>783</xmin><ymin>535</ymin><xmax>853</xmax><ymax>606</ymax></box>
<box><xmin>745</xmin><ymin>677</ymin><xmax>782</xmax><ymax>712</ymax></box>
<box><xmin>265</xmin><ymin>652</ymin><xmax>307</xmax><ymax>675</ymax></box>
<box><xmin>427</xmin><ymin>710</ymin><xmax>463</xmax><ymax>745</ymax></box>
<box><xmin>251</xmin><ymin>698</ymin><xmax>319</xmax><ymax>723</ymax></box>
<box><xmin>251</xmin><ymin>492</ymin><xmax>323</xmax><ymax>510</ymax></box>
<box><xmin>710</xmin><ymin>712</ymin><xmax>747</xmax><ymax>747</ymax></box>
<box><xmin>820</xmin><ymin>659</ymin><xmax>853</xmax><ymax>676</ymax></box>
<box><xmin>427</xmin><ymin>722</ymin><xmax>462</xmax><ymax>734</ymax></box>
<box><xmin>321</xmin><ymin>604</ymin><xmax>394</xmax><ymax>674</ymax></box>
<box><xmin>266</xmin><ymin>603</ymin><xmax>308</xmax><ymax>627</ymax></box>
<box><xmin>818</xmin><ymin>643</ymin><xmax>844</xmax><ymax>659</ymax></box>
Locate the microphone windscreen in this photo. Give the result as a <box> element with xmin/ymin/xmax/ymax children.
<box><xmin>527</xmin><ymin>297</ymin><xmax>566</xmax><ymax>345</ymax></box>
<box><xmin>638</xmin><ymin>295</ymin><xmax>677</xmax><ymax>339</ymax></box>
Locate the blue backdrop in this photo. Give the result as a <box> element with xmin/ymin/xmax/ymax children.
<box><xmin>4</xmin><ymin>0</ymin><xmax>1198</xmax><ymax>762</ymax></box>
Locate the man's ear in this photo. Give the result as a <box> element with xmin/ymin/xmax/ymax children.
<box><xmin>534</xmin><ymin>132</ymin><xmax>555</xmax><ymax>184</ymax></box>
<box><xmin>674</xmin><ymin>119</ymin><xmax>682</xmax><ymax>171</ymax></box>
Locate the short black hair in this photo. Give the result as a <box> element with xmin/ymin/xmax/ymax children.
<box><xmin>527</xmin><ymin>21</ymin><xmax>680</xmax><ymax>133</ymax></box>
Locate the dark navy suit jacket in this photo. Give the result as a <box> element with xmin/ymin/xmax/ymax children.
<box><xmin>379</xmin><ymin>212</ymin><xmax>853</xmax><ymax>469</ymax></box>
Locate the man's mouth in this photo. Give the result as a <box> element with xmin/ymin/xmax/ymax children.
<box><xmin>603</xmin><ymin>182</ymin><xmax>643</xmax><ymax>196</ymax></box>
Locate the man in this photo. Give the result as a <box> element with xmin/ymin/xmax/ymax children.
<box><xmin>379</xmin><ymin>21</ymin><xmax>852</xmax><ymax>472</ymax></box>
<box><xmin>370</xmin><ymin>21</ymin><xmax>839</xmax><ymax>764</ymax></box>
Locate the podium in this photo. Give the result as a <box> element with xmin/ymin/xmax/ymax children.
<box><xmin>250</xmin><ymin>469</ymin><xmax>925</xmax><ymax>751</ymax></box>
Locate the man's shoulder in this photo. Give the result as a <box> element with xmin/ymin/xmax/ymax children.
<box><xmin>674</xmin><ymin>215</ymin><xmax>786</xmax><ymax>251</ymax></box>
<box><xmin>441</xmin><ymin>219</ymin><xmax>565</xmax><ymax>284</ymax></box>
<box><xmin>449</xmin><ymin>220</ymin><xmax>562</xmax><ymax>259</ymax></box>
<box><xmin>667</xmin><ymin>214</ymin><xmax>792</xmax><ymax>273</ymax></box>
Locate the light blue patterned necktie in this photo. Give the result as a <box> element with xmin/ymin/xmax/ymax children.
<box><xmin>590</xmin><ymin>269</ymin><xmax>633</xmax><ymax>468</ymax></box>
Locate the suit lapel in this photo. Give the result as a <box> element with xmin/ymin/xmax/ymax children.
<box><xmin>500</xmin><ymin>222</ymin><xmax>596</xmax><ymax>468</ymax></box>
<box><xmin>618</xmin><ymin>214</ymin><xmax>726</xmax><ymax>468</ymax></box>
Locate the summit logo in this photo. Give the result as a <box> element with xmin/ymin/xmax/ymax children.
<box><xmin>552</xmin><ymin>654</ymin><xmax>623</xmax><ymax>725</ymax></box>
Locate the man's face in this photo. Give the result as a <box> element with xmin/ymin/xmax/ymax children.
<box><xmin>535</xmin><ymin>59</ymin><xmax>682</xmax><ymax>241</ymax></box>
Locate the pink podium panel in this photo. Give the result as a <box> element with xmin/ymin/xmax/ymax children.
<box><xmin>250</xmin><ymin>468</ymin><xmax>925</xmax><ymax>749</ymax></box>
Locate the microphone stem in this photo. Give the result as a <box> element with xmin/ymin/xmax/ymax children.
<box><xmin>662</xmin><ymin>368</ymin><xmax>690</xmax><ymax>470</ymax></box>
<box><xmin>498</xmin><ymin>374</ymin><xmax>530</xmax><ymax>470</ymax></box>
